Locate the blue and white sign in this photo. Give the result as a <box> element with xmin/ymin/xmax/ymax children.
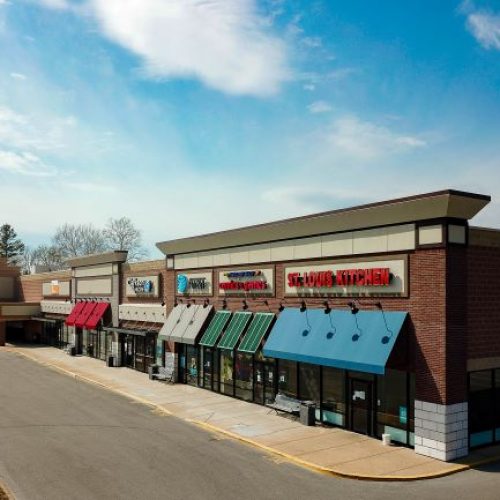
<box><xmin>176</xmin><ymin>272</ymin><xmax>212</xmax><ymax>296</ymax></box>
<box><xmin>126</xmin><ymin>275</ymin><xmax>160</xmax><ymax>297</ymax></box>
<box><xmin>177</xmin><ymin>274</ymin><xmax>188</xmax><ymax>294</ymax></box>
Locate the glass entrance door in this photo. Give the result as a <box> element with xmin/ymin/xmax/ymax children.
<box><xmin>254</xmin><ymin>361</ymin><xmax>276</xmax><ymax>405</ymax></box>
<box><xmin>349</xmin><ymin>379</ymin><xmax>373</xmax><ymax>435</ymax></box>
<box><xmin>123</xmin><ymin>335</ymin><xmax>134</xmax><ymax>369</ymax></box>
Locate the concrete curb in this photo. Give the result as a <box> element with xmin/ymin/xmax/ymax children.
<box><xmin>7</xmin><ymin>348</ymin><xmax>500</xmax><ymax>482</ymax></box>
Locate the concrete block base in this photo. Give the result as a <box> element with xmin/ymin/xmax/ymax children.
<box><xmin>414</xmin><ymin>400</ymin><xmax>468</xmax><ymax>461</ymax></box>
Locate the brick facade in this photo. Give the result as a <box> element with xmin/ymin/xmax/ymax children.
<box><xmin>467</xmin><ymin>244</ymin><xmax>500</xmax><ymax>360</ymax></box>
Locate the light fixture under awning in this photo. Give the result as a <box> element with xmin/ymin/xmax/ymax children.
<box><xmin>262</xmin><ymin>308</ymin><xmax>408</xmax><ymax>375</ymax></box>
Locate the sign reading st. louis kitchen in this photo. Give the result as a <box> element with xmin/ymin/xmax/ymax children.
<box><xmin>285</xmin><ymin>258</ymin><xmax>406</xmax><ymax>297</ymax></box>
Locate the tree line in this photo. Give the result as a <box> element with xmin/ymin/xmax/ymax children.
<box><xmin>0</xmin><ymin>218</ymin><xmax>147</xmax><ymax>273</ymax></box>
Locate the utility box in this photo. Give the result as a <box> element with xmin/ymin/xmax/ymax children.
<box><xmin>148</xmin><ymin>364</ymin><xmax>159</xmax><ymax>380</ymax></box>
<box><xmin>300</xmin><ymin>401</ymin><xmax>316</xmax><ymax>426</ymax></box>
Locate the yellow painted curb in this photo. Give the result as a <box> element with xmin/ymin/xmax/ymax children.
<box><xmin>5</xmin><ymin>348</ymin><xmax>500</xmax><ymax>482</ymax></box>
<box><xmin>187</xmin><ymin>419</ymin><xmax>475</xmax><ymax>481</ymax></box>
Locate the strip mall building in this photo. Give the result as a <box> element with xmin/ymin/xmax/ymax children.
<box><xmin>3</xmin><ymin>189</ymin><xmax>500</xmax><ymax>462</ymax></box>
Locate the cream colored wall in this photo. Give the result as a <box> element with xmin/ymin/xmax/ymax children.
<box><xmin>74</xmin><ymin>264</ymin><xmax>114</xmax><ymax>278</ymax></box>
<box><xmin>0</xmin><ymin>304</ymin><xmax>41</xmax><ymax>316</ymax></box>
<box><xmin>42</xmin><ymin>281</ymin><xmax>71</xmax><ymax>297</ymax></box>
<box><xmin>174</xmin><ymin>224</ymin><xmax>416</xmax><ymax>270</ymax></box>
<box><xmin>119</xmin><ymin>304</ymin><xmax>166</xmax><ymax>323</ymax></box>
<box><xmin>448</xmin><ymin>225</ymin><xmax>467</xmax><ymax>244</ymax></box>
<box><xmin>41</xmin><ymin>301</ymin><xmax>73</xmax><ymax>315</ymax></box>
<box><xmin>76</xmin><ymin>278</ymin><xmax>112</xmax><ymax>295</ymax></box>
<box><xmin>418</xmin><ymin>225</ymin><xmax>443</xmax><ymax>245</ymax></box>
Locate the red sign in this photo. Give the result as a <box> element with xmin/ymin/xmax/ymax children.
<box><xmin>219</xmin><ymin>281</ymin><xmax>268</xmax><ymax>291</ymax></box>
<box><xmin>287</xmin><ymin>268</ymin><xmax>391</xmax><ymax>288</ymax></box>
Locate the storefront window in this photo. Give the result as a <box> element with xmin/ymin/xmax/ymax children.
<box><xmin>469</xmin><ymin>370</ymin><xmax>494</xmax><ymax>447</ymax></box>
<box><xmin>235</xmin><ymin>353</ymin><xmax>253</xmax><ymax>401</ymax></box>
<box><xmin>376</xmin><ymin>369</ymin><xmax>409</xmax><ymax>445</ymax></box>
<box><xmin>495</xmin><ymin>370</ymin><xmax>500</xmax><ymax>442</ymax></box>
<box><xmin>322</xmin><ymin>367</ymin><xmax>345</xmax><ymax>426</ymax></box>
<box><xmin>299</xmin><ymin>363</ymin><xmax>320</xmax><ymax>407</ymax></box>
<box><xmin>278</xmin><ymin>359</ymin><xmax>298</xmax><ymax>398</ymax></box>
<box><xmin>202</xmin><ymin>347</ymin><xmax>214</xmax><ymax>390</ymax></box>
<box><xmin>186</xmin><ymin>345</ymin><xmax>199</xmax><ymax>386</ymax></box>
<box><xmin>220</xmin><ymin>350</ymin><xmax>234</xmax><ymax>396</ymax></box>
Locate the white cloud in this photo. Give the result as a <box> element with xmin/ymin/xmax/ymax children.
<box><xmin>307</xmin><ymin>100</ymin><xmax>332</xmax><ymax>114</ymax></box>
<box><xmin>35</xmin><ymin>0</ymin><xmax>291</xmax><ymax>97</ymax></box>
<box><xmin>466</xmin><ymin>11</ymin><xmax>500</xmax><ymax>50</ymax></box>
<box><xmin>326</xmin><ymin>116</ymin><xmax>426</xmax><ymax>160</ymax></box>
<box><xmin>0</xmin><ymin>105</ymin><xmax>76</xmax><ymax>151</ymax></box>
<box><xmin>10</xmin><ymin>72</ymin><xmax>27</xmax><ymax>80</ymax></box>
<box><xmin>0</xmin><ymin>150</ymin><xmax>57</xmax><ymax>176</ymax></box>
<box><xmin>37</xmin><ymin>0</ymin><xmax>70</xmax><ymax>9</ymax></box>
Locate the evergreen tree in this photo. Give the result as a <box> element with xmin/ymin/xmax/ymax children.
<box><xmin>0</xmin><ymin>224</ymin><xmax>25</xmax><ymax>262</ymax></box>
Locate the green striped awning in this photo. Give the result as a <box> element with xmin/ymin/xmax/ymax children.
<box><xmin>198</xmin><ymin>311</ymin><xmax>232</xmax><ymax>347</ymax></box>
<box><xmin>217</xmin><ymin>312</ymin><xmax>252</xmax><ymax>350</ymax></box>
<box><xmin>238</xmin><ymin>313</ymin><xmax>275</xmax><ymax>353</ymax></box>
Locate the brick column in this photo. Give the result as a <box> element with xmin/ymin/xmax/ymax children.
<box><xmin>413</xmin><ymin>246</ymin><xmax>469</xmax><ymax>461</ymax></box>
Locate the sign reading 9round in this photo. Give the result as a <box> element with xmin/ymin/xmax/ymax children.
<box><xmin>177</xmin><ymin>274</ymin><xmax>188</xmax><ymax>294</ymax></box>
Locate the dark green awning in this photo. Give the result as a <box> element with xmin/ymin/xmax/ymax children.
<box><xmin>217</xmin><ymin>312</ymin><xmax>252</xmax><ymax>350</ymax></box>
<box><xmin>238</xmin><ymin>313</ymin><xmax>275</xmax><ymax>354</ymax></box>
<box><xmin>199</xmin><ymin>311</ymin><xmax>232</xmax><ymax>347</ymax></box>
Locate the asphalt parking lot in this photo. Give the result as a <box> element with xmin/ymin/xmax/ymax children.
<box><xmin>1</xmin><ymin>349</ymin><xmax>500</xmax><ymax>500</ymax></box>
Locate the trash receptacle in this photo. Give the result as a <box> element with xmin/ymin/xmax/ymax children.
<box><xmin>69</xmin><ymin>346</ymin><xmax>76</xmax><ymax>357</ymax></box>
<box><xmin>106</xmin><ymin>355</ymin><xmax>115</xmax><ymax>368</ymax></box>
<box><xmin>300</xmin><ymin>401</ymin><xmax>316</xmax><ymax>426</ymax></box>
<box><xmin>148</xmin><ymin>364</ymin><xmax>159</xmax><ymax>380</ymax></box>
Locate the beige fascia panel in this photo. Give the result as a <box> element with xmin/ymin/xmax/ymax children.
<box><xmin>65</xmin><ymin>251</ymin><xmax>128</xmax><ymax>269</ymax></box>
<box><xmin>156</xmin><ymin>190</ymin><xmax>490</xmax><ymax>256</ymax></box>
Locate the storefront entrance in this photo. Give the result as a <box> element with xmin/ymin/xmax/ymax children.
<box><xmin>349</xmin><ymin>378</ymin><xmax>374</xmax><ymax>436</ymax></box>
<box><xmin>178</xmin><ymin>344</ymin><xmax>200</xmax><ymax>387</ymax></box>
<box><xmin>254</xmin><ymin>359</ymin><xmax>276</xmax><ymax>405</ymax></box>
<box><xmin>120</xmin><ymin>333</ymin><xmax>157</xmax><ymax>373</ymax></box>
<box><xmin>86</xmin><ymin>329</ymin><xmax>109</xmax><ymax>361</ymax></box>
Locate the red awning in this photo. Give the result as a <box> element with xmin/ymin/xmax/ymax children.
<box><xmin>65</xmin><ymin>302</ymin><xmax>85</xmax><ymax>326</ymax></box>
<box><xmin>74</xmin><ymin>302</ymin><xmax>98</xmax><ymax>329</ymax></box>
<box><xmin>84</xmin><ymin>302</ymin><xmax>109</xmax><ymax>330</ymax></box>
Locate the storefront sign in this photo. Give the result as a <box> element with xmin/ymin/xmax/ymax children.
<box><xmin>42</xmin><ymin>280</ymin><xmax>70</xmax><ymax>297</ymax></box>
<box><xmin>218</xmin><ymin>268</ymin><xmax>274</xmax><ymax>296</ymax></box>
<box><xmin>176</xmin><ymin>272</ymin><xmax>212</xmax><ymax>296</ymax></box>
<box><xmin>126</xmin><ymin>275</ymin><xmax>160</xmax><ymax>297</ymax></box>
<box><xmin>284</xmin><ymin>259</ymin><xmax>406</xmax><ymax>297</ymax></box>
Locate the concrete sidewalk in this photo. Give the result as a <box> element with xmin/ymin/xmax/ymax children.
<box><xmin>3</xmin><ymin>345</ymin><xmax>500</xmax><ymax>481</ymax></box>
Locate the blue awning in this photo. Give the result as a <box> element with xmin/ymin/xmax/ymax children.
<box><xmin>262</xmin><ymin>308</ymin><xmax>408</xmax><ymax>375</ymax></box>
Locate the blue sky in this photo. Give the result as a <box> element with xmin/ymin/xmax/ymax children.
<box><xmin>1</xmin><ymin>0</ymin><xmax>500</xmax><ymax>257</ymax></box>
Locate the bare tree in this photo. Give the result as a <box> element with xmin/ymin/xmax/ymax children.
<box><xmin>53</xmin><ymin>223</ymin><xmax>107</xmax><ymax>259</ymax></box>
<box><xmin>22</xmin><ymin>245</ymin><xmax>65</xmax><ymax>274</ymax></box>
<box><xmin>103</xmin><ymin>217</ymin><xmax>148</xmax><ymax>261</ymax></box>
